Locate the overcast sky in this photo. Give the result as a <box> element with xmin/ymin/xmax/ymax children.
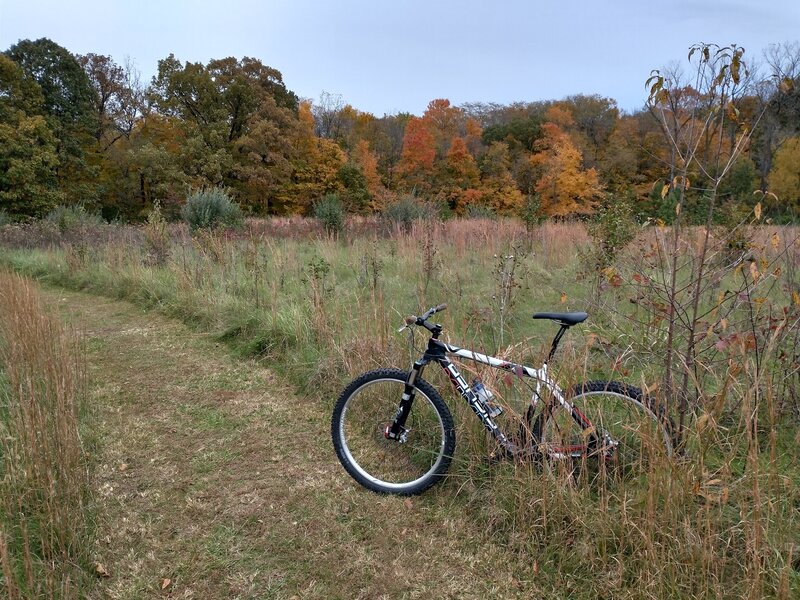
<box><xmin>1</xmin><ymin>0</ymin><xmax>799</xmax><ymax>115</ymax></box>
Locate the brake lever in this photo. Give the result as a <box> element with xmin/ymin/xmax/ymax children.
<box><xmin>397</xmin><ymin>315</ymin><xmax>417</xmax><ymax>334</ymax></box>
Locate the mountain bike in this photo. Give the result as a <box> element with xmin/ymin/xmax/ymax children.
<box><xmin>331</xmin><ymin>303</ymin><xmax>673</xmax><ymax>495</ymax></box>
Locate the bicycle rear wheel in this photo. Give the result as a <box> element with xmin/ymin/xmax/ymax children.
<box><xmin>331</xmin><ymin>368</ymin><xmax>455</xmax><ymax>495</ymax></box>
<box><xmin>532</xmin><ymin>381</ymin><xmax>672</xmax><ymax>478</ymax></box>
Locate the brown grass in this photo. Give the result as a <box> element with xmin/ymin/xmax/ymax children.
<box><xmin>0</xmin><ymin>271</ymin><xmax>90</xmax><ymax>598</ymax></box>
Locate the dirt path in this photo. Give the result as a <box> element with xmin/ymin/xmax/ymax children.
<box><xmin>43</xmin><ymin>288</ymin><xmax>537</xmax><ymax>599</ymax></box>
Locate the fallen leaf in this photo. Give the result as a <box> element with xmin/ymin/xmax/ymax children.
<box><xmin>403</xmin><ymin>498</ymin><xmax>413</xmax><ymax>509</ymax></box>
<box><xmin>94</xmin><ymin>563</ymin><xmax>110</xmax><ymax>578</ymax></box>
<box><xmin>161</xmin><ymin>578</ymin><xmax>171</xmax><ymax>590</ymax></box>
<box><xmin>560</xmin><ymin>292</ymin><xmax>567</xmax><ymax>304</ymax></box>
<box><xmin>749</xmin><ymin>261</ymin><xmax>760</xmax><ymax>281</ymax></box>
<box><xmin>119</xmin><ymin>463</ymin><xmax>128</xmax><ymax>472</ymax></box>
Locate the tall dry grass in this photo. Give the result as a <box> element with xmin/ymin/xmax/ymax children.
<box><xmin>0</xmin><ymin>271</ymin><xmax>91</xmax><ymax>599</ymax></box>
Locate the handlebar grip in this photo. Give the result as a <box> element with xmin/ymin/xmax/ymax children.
<box><xmin>433</xmin><ymin>303</ymin><xmax>447</xmax><ymax>313</ymax></box>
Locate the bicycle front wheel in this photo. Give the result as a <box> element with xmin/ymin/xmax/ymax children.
<box><xmin>331</xmin><ymin>368</ymin><xmax>455</xmax><ymax>495</ymax></box>
<box><xmin>532</xmin><ymin>381</ymin><xmax>672</xmax><ymax>478</ymax></box>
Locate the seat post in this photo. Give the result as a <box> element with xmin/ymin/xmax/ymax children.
<box><xmin>547</xmin><ymin>324</ymin><xmax>569</xmax><ymax>362</ymax></box>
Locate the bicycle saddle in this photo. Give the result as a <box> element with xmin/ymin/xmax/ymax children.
<box><xmin>532</xmin><ymin>312</ymin><xmax>589</xmax><ymax>326</ymax></box>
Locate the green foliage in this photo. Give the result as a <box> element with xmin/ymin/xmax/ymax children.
<box><xmin>4</xmin><ymin>38</ymin><xmax>97</xmax><ymax>131</ymax></box>
<box><xmin>45</xmin><ymin>204</ymin><xmax>104</xmax><ymax>231</ymax></box>
<box><xmin>719</xmin><ymin>157</ymin><xmax>758</xmax><ymax>202</ymax></box>
<box><xmin>465</xmin><ymin>203</ymin><xmax>495</xmax><ymax>219</ymax></box>
<box><xmin>313</xmin><ymin>193</ymin><xmax>345</xmax><ymax>235</ymax></box>
<box><xmin>0</xmin><ymin>116</ymin><xmax>63</xmax><ymax>217</ymax></box>
<box><xmin>587</xmin><ymin>193</ymin><xmax>637</xmax><ymax>268</ymax></box>
<box><xmin>0</xmin><ymin>209</ymin><xmax>10</xmax><ymax>226</ymax></box>
<box><xmin>518</xmin><ymin>193</ymin><xmax>543</xmax><ymax>230</ymax></box>
<box><xmin>0</xmin><ymin>54</ymin><xmax>45</xmax><ymax>119</ymax></box>
<box><xmin>382</xmin><ymin>195</ymin><xmax>426</xmax><ymax>231</ymax></box>
<box><xmin>5</xmin><ymin>38</ymin><xmax>99</xmax><ymax>200</ymax></box>
<box><xmin>0</xmin><ymin>55</ymin><xmax>63</xmax><ymax>218</ymax></box>
<box><xmin>482</xmin><ymin>115</ymin><xmax>542</xmax><ymax>154</ymax></box>
<box><xmin>181</xmin><ymin>188</ymin><xmax>243</xmax><ymax>231</ymax></box>
<box><xmin>337</xmin><ymin>163</ymin><xmax>371</xmax><ymax>212</ymax></box>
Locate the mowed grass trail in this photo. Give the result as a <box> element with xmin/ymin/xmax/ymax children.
<box><xmin>45</xmin><ymin>287</ymin><xmax>539</xmax><ymax>599</ymax></box>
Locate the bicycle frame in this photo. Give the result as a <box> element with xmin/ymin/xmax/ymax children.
<box><xmin>387</xmin><ymin>333</ymin><xmax>591</xmax><ymax>457</ymax></box>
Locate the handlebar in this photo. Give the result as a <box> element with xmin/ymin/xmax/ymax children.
<box><xmin>399</xmin><ymin>303</ymin><xmax>447</xmax><ymax>334</ymax></box>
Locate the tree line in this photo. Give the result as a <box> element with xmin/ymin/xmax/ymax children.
<box><xmin>1</xmin><ymin>37</ymin><xmax>799</xmax><ymax>222</ymax></box>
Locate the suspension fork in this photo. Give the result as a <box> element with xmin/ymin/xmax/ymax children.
<box><xmin>385</xmin><ymin>359</ymin><xmax>425</xmax><ymax>440</ymax></box>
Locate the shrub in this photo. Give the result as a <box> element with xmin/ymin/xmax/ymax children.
<box><xmin>0</xmin><ymin>209</ymin><xmax>11</xmax><ymax>227</ymax></box>
<box><xmin>587</xmin><ymin>193</ymin><xmax>637</xmax><ymax>269</ymax></box>
<box><xmin>181</xmin><ymin>188</ymin><xmax>243</xmax><ymax>232</ymax></box>
<box><xmin>465</xmin><ymin>203</ymin><xmax>496</xmax><ymax>220</ymax></box>
<box><xmin>382</xmin><ymin>195</ymin><xmax>425</xmax><ymax>232</ymax></box>
<box><xmin>313</xmin><ymin>193</ymin><xmax>345</xmax><ymax>235</ymax></box>
<box><xmin>143</xmin><ymin>201</ymin><xmax>172</xmax><ymax>266</ymax></box>
<box><xmin>519</xmin><ymin>194</ymin><xmax>543</xmax><ymax>230</ymax></box>
<box><xmin>44</xmin><ymin>205</ymin><xmax>104</xmax><ymax>231</ymax></box>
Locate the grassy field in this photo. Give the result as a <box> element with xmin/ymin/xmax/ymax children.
<box><xmin>0</xmin><ymin>216</ymin><xmax>799</xmax><ymax>598</ymax></box>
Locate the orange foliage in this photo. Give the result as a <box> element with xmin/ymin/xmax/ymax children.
<box><xmin>465</xmin><ymin>117</ymin><xmax>483</xmax><ymax>155</ymax></box>
<box><xmin>422</xmin><ymin>98</ymin><xmax>463</xmax><ymax>155</ymax></box>
<box><xmin>396</xmin><ymin>117</ymin><xmax>436</xmax><ymax>193</ymax></box>
<box><xmin>352</xmin><ymin>139</ymin><xmax>387</xmax><ymax>210</ymax></box>
<box><xmin>544</xmin><ymin>104</ymin><xmax>576</xmax><ymax>128</ymax></box>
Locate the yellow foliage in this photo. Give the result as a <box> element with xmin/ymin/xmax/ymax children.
<box><xmin>768</xmin><ymin>136</ymin><xmax>800</xmax><ymax>209</ymax></box>
<box><xmin>531</xmin><ymin>123</ymin><xmax>603</xmax><ymax>216</ymax></box>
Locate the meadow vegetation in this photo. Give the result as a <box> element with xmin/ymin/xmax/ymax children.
<box><xmin>2</xmin><ymin>37</ymin><xmax>799</xmax><ymax>599</ymax></box>
<box><xmin>0</xmin><ymin>271</ymin><xmax>91</xmax><ymax>598</ymax></box>
<box><xmin>0</xmin><ymin>212</ymin><xmax>798</xmax><ymax>598</ymax></box>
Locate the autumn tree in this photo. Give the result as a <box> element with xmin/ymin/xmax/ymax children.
<box><xmin>272</xmin><ymin>101</ymin><xmax>344</xmax><ymax>214</ymax></box>
<box><xmin>396</xmin><ymin>116</ymin><xmax>436</xmax><ymax>194</ymax></box>
<box><xmin>768</xmin><ymin>136</ymin><xmax>800</xmax><ymax>212</ymax></box>
<box><xmin>479</xmin><ymin>141</ymin><xmax>524</xmax><ymax>214</ymax></box>
<box><xmin>148</xmin><ymin>54</ymin><xmax>302</xmax><ymax>213</ymax></box>
<box><xmin>351</xmin><ymin>139</ymin><xmax>386</xmax><ymax>210</ymax></box>
<box><xmin>530</xmin><ymin>122</ymin><xmax>603</xmax><ymax>216</ymax></box>
<box><xmin>561</xmin><ymin>94</ymin><xmax>619</xmax><ymax>169</ymax></box>
<box><xmin>439</xmin><ymin>136</ymin><xmax>480</xmax><ymax>212</ymax></box>
<box><xmin>422</xmin><ymin>98</ymin><xmax>463</xmax><ymax>155</ymax></box>
<box><xmin>78</xmin><ymin>54</ymin><xmax>143</xmax><ymax>146</ymax></box>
